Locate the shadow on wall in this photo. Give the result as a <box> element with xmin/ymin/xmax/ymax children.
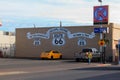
<box><xmin>0</xmin><ymin>50</ymin><xmax>3</xmax><ymax>58</ymax></box>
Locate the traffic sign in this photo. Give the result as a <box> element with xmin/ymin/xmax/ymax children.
<box><xmin>94</xmin><ymin>5</ymin><xmax>109</xmax><ymax>25</ymax></box>
<box><xmin>94</xmin><ymin>28</ymin><xmax>101</xmax><ymax>33</ymax></box>
<box><xmin>94</xmin><ymin>27</ymin><xmax>109</xmax><ymax>33</ymax></box>
<box><xmin>98</xmin><ymin>40</ymin><xmax>105</xmax><ymax>46</ymax></box>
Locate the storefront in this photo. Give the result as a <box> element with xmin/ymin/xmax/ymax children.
<box><xmin>15</xmin><ymin>23</ymin><xmax>120</xmax><ymax>62</ymax></box>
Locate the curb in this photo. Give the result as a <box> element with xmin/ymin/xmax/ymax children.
<box><xmin>96</xmin><ymin>63</ymin><xmax>112</xmax><ymax>67</ymax></box>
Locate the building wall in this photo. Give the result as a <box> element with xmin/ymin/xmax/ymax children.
<box><xmin>15</xmin><ymin>23</ymin><xmax>120</xmax><ymax>61</ymax></box>
<box><xmin>0</xmin><ymin>31</ymin><xmax>15</xmax><ymax>57</ymax></box>
<box><xmin>111</xmin><ymin>23</ymin><xmax>120</xmax><ymax>62</ymax></box>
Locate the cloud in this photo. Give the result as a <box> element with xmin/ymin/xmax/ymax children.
<box><xmin>0</xmin><ymin>0</ymin><xmax>95</xmax><ymax>24</ymax></box>
<box><xmin>35</xmin><ymin>0</ymin><xmax>94</xmax><ymax>23</ymax></box>
<box><xmin>0</xmin><ymin>0</ymin><xmax>120</xmax><ymax>32</ymax></box>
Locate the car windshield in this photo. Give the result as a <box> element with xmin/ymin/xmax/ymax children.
<box><xmin>44</xmin><ymin>50</ymin><xmax>51</xmax><ymax>53</ymax></box>
<box><xmin>82</xmin><ymin>49</ymin><xmax>92</xmax><ymax>52</ymax></box>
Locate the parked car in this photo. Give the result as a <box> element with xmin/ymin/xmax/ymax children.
<box><xmin>40</xmin><ymin>50</ymin><xmax>62</xmax><ymax>59</ymax></box>
<box><xmin>74</xmin><ymin>48</ymin><xmax>101</xmax><ymax>62</ymax></box>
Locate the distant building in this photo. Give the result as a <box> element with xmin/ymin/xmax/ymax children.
<box><xmin>15</xmin><ymin>23</ymin><xmax>120</xmax><ymax>62</ymax></box>
<box><xmin>0</xmin><ymin>31</ymin><xmax>15</xmax><ymax>57</ymax></box>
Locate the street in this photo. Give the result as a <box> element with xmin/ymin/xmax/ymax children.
<box><xmin>0</xmin><ymin>58</ymin><xmax>120</xmax><ymax>80</ymax></box>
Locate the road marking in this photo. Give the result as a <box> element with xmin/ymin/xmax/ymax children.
<box><xmin>0</xmin><ymin>71</ymin><xmax>28</xmax><ymax>76</ymax></box>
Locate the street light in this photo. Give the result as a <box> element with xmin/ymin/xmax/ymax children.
<box><xmin>98</xmin><ymin>0</ymin><xmax>102</xmax><ymax>5</ymax></box>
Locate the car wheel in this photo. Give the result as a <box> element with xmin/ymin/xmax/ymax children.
<box><xmin>51</xmin><ymin>56</ymin><xmax>53</xmax><ymax>59</ymax></box>
<box><xmin>76</xmin><ymin>58</ymin><xmax>80</xmax><ymax>62</ymax></box>
<box><xmin>60</xmin><ymin>55</ymin><xmax>62</xmax><ymax>59</ymax></box>
<box><xmin>41</xmin><ymin>58</ymin><xmax>43</xmax><ymax>60</ymax></box>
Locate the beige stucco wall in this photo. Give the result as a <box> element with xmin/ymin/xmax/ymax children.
<box><xmin>0</xmin><ymin>31</ymin><xmax>15</xmax><ymax>44</ymax></box>
<box><xmin>15</xmin><ymin>23</ymin><xmax>120</xmax><ymax>61</ymax></box>
<box><xmin>0</xmin><ymin>31</ymin><xmax>15</xmax><ymax>57</ymax></box>
<box><xmin>111</xmin><ymin>23</ymin><xmax>120</xmax><ymax>62</ymax></box>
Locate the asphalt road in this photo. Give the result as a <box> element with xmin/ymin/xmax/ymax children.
<box><xmin>0</xmin><ymin>58</ymin><xmax>120</xmax><ymax>80</ymax></box>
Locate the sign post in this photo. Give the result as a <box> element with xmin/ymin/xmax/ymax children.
<box><xmin>94</xmin><ymin>4</ymin><xmax>109</xmax><ymax>64</ymax></box>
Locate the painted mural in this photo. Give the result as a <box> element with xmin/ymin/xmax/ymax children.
<box><xmin>27</xmin><ymin>28</ymin><xmax>95</xmax><ymax>46</ymax></box>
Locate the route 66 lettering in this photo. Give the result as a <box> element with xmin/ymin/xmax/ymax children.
<box><xmin>54</xmin><ymin>38</ymin><xmax>64</xmax><ymax>44</ymax></box>
<box><xmin>53</xmin><ymin>34</ymin><xmax>65</xmax><ymax>46</ymax></box>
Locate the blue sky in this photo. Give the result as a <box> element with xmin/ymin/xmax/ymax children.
<box><xmin>0</xmin><ymin>0</ymin><xmax>120</xmax><ymax>32</ymax></box>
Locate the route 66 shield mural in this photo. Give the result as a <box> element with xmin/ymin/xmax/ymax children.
<box><xmin>52</xmin><ymin>34</ymin><xmax>65</xmax><ymax>46</ymax></box>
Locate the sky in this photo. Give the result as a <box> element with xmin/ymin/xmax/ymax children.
<box><xmin>0</xmin><ymin>0</ymin><xmax>120</xmax><ymax>32</ymax></box>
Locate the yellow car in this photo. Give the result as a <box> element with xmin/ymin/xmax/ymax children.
<box><xmin>40</xmin><ymin>50</ymin><xmax>62</xmax><ymax>59</ymax></box>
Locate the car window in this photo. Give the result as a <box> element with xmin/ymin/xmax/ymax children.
<box><xmin>45</xmin><ymin>50</ymin><xmax>51</xmax><ymax>53</ymax></box>
<box><xmin>82</xmin><ymin>49</ymin><xmax>92</xmax><ymax>52</ymax></box>
<box><xmin>53</xmin><ymin>51</ymin><xmax>59</xmax><ymax>53</ymax></box>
